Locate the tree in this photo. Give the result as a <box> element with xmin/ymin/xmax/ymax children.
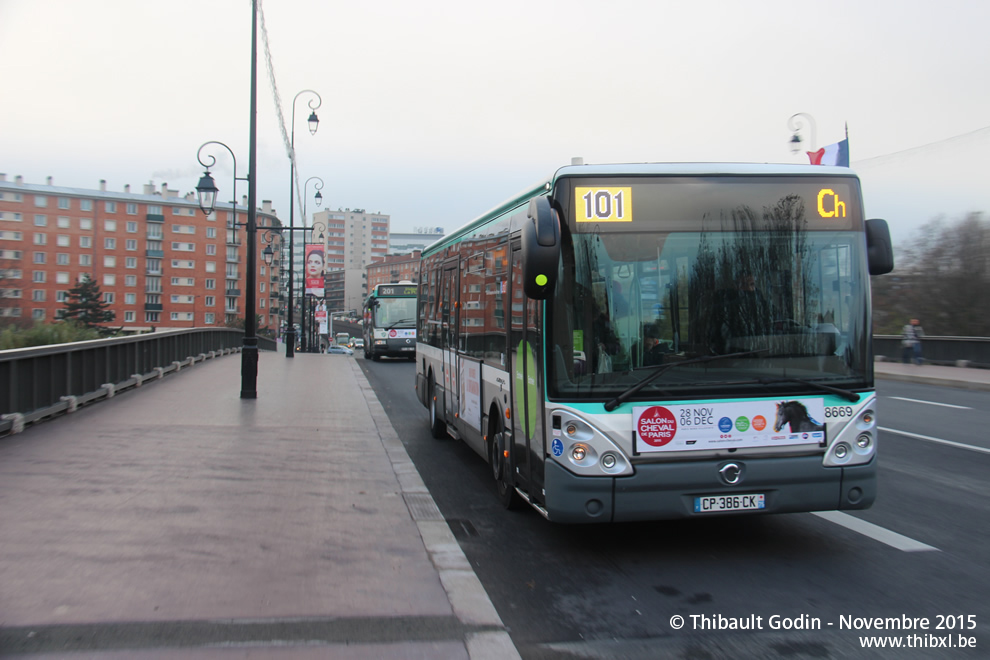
<box><xmin>61</xmin><ymin>276</ymin><xmax>115</xmax><ymax>334</ymax></box>
<box><xmin>871</xmin><ymin>212</ymin><xmax>990</xmax><ymax>336</ymax></box>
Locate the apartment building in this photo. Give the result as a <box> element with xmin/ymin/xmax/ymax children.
<box><xmin>0</xmin><ymin>174</ymin><xmax>283</xmax><ymax>334</ymax></box>
<box><xmin>366</xmin><ymin>250</ymin><xmax>422</xmax><ymax>291</ymax></box>
<box><xmin>309</xmin><ymin>207</ymin><xmax>390</xmax><ymax>312</ymax></box>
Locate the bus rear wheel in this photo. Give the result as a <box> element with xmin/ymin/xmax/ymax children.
<box><xmin>490</xmin><ymin>424</ymin><xmax>521</xmax><ymax>510</ymax></box>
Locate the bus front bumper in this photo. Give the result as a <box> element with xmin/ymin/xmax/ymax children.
<box><xmin>543</xmin><ymin>455</ymin><xmax>876</xmax><ymax>523</ymax></box>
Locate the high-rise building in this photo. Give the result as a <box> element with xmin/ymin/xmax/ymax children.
<box><xmin>0</xmin><ymin>174</ymin><xmax>284</xmax><ymax>334</ymax></box>
<box><xmin>309</xmin><ymin>207</ymin><xmax>390</xmax><ymax>312</ymax></box>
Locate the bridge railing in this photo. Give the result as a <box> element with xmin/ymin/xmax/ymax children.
<box><xmin>0</xmin><ymin>329</ymin><xmax>277</xmax><ymax>435</ymax></box>
<box><xmin>873</xmin><ymin>336</ymin><xmax>990</xmax><ymax>368</ymax></box>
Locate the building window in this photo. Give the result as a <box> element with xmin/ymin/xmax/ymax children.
<box><xmin>56</xmin><ymin>234</ymin><xmax>70</xmax><ymax>247</ymax></box>
<box><xmin>80</xmin><ymin>254</ymin><xmax>92</xmax><ymax>266</ymax></box>
<box><xmin>103</xmin><ymin>274</ymin><xmax>115</xmax><ymax>286</ymax></box>
<box><xmin>126</xmin><ymin>239</ymin><xmax>137</xmax><ymax>251</ymax></box>
<box><xmin>206</xmin><ymin>261</ymin><xmax>216</xmax><ymax>273</ymax></box>
<box><xmin>104</xmin><ymin>256</ymin><xmax>116</xmax><ymax>268</ymax></box>
<box><xmin>206</xmin><ymin>244</ymin><xmax>216</xmax><ymax>255</ymax></box>
<box><xmin>80</xmin><ymin>199</ymin><xmax>93</xmax><ymax>211</ymax></box>
<box><xmin>34</xmin><ymin>215</ymin><xmax>47</xmax><ymax>227</ymax></box>
<box><xmin>126</xmin><ymin>257</ymin><xmax>137</xmax><ymax>268</ymax></box>
<box><xmin>57</xmin><ymin>216</ymin><xmax>70</xmax><ymax>228</ymax></box>
<box><xmin>56</xmin><ymin>291</ymin><xmax>68</xmax><ymax>303</ymax></box>
<box><xmin>205</xmin><ymin>313</ymin><xmax>215</xmax><ymax>324</ymax></box>
<box><xmin>145</xmin><ymin>312</ymin><xmax>160</xmax><ymax>323</ymax></box>
<box><xmin>104</xmin><ymin>238</ymin><xmax>116</xmax><ymax>249</ymax></box>
<box><xmin>33</xmin><ymin>233</ymin><xmax>46</xmax><ymax>245</ymax></box>
<box><xmin>33</xmin><ymin>252</ymin><xmax>46</xmax><ymax>264</ymax></box>
<box><xmin>56</xmin><ymin>253</ymin><xmax>70</xmax><ymax>265</ymax></box>
<box><xmin>205</xmin><ymin>279</ymin><xmax>215</xmax><ymax>290</ymax></box>
<box><xmin>124</xmin><ymin>311</ymin><xmax>135</xmax><ymax>322</ymax></box>
<box><xmin>125</xmin><ymin>293</ymin><xmax>136</xmax><ymax>304</ymax></box>
<box><xmin>58</xmin><ymin>198</ymin><xmax>70</xmax><ymax>210</ymax></box>
<box><xmin>105</xmin><ymin>202</ymin><xmax>117</xmax><ymax>213</ymax></box>
<box><xmin>206</xmin><ymin>227</ymin><xmax>216</xmax><ymax>239</ymax></box>
<box><xmin>32</xmin><ymin>271</ymin><xmax>46</xmax><ymax>283</ymax></box>
<box><xmin>125</xmin><ymin>275</ymin><xmax>137</xmax><ymax>286</ymax></box>
<box><xmin>56</xmin><ymin>272</ymin><xmax>69</xmax><ymax>284</ymax></box>
<box><xmin>34</xmin><ymin>196</ymin><xmax>48</xmax><ymax>208</ymax></box>
<box><xmin>205</xmin><ymin>296</ymin><xmax>215</xmax><ymax>306</ymax></box>
<box><xmin>32</xmin><ymin>290</ymin><xmax>46</xmax><ymax>301</ymax></box>
<box><xmin>105</xmin><ymin>219</ymin><xmax>116</xmax><ymax>232</ymax></box>
<box><xmin>126</xmin><ymin>221</ymin><xmax>138</xmax><ymax>232</ymax></box>
<box><xmin>104</xmin><ymin>292</ymin><xmax>114</xmax><ymax>304</ymax></box>
<box><xmin>80</xmin><ymin>218</ymin><xmax>92</xmax><ymax>230</ymax></box>
<box><xmin>80</xmin><ymin>236</ymin><xmax>92</xmax><ymax>248</ymax></box>
<box><xmin>33</xmin><ymin>309</ymin><xmax>45</xmax><ymax>320</ymax></box>
<box><xmin>126</xmin><ymin>203</ymin><xmax>138</xmax><ymax>215</ymax></box>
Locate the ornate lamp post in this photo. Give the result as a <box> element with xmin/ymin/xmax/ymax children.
<box><xmin>284</xmin><ymin>90</ymin><xmax>322</xmax><ymax>358</ymax></box>
<box><xmin>788</xmin><ymin>112</ymin><xmax>817</xmax><ymax>157</ymax></box>
<box><xmin>299</xmin><ymin>219</ymin><xmax>327</xmax><ymax>353</ymax></box>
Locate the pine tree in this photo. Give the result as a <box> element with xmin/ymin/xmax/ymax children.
<box><xmin>61</xmin><ymin>276</ymin><xmax>115</xmax><ymax>334</ymax></box>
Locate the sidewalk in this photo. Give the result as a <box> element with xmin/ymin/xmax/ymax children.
<box><xmin>0</xmin><ymin>350</ymin><xmax>520</xmax><ymax>659</ymax></box>
<box><xmin>874</xmin><ymin>358</ymin><xmax>990</xmax><ymax>391</ymax></box>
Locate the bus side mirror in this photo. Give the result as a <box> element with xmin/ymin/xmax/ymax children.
<box><xmin>522</xmin><ymin>196</ymin><xmax>561</xmax><ymax>299</ymax></box>
<box><xmin>865</xmin><ymin>218</ymin><xmax>894</xmax><ymax>275</ymax></box>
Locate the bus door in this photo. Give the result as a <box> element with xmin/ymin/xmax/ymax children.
<box><xmin>440</xmin><ymin>260</ymin><xmax>460</xmax><ymax>422</ymax></box>
<box><xmin>509</xmin><ymin>245</ymin><xmax>546</xmax><ymax>505</ymax></box>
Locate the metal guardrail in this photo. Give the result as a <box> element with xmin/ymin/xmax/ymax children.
<box><xmin>874</xmin><ymin>335</ymin><xmax>990</xmax><ymax>368</ymax></box>
<box><xmin>0</xmin><ymin>329</ymin><xmax>278</xmax><ymax>435</ymax></box>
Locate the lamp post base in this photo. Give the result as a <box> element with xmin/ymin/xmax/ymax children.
<box><xmin>240</xmin><ymin>343</ymin><xmax>259</xmax><ymax>399</ymax></box>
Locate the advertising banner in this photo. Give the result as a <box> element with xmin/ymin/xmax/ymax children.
<box><xmin>633</xmin><ymin>399</ymin><xmax>826</xmax><ymax>454</ymax></box>
<box><xmin>315</xmin><ymin>302</ymin><xmax>328</xmax><ymax>335</ymax></box>
<box><xmin>305</xmin><ymin>244</ymin><xmax>325</xmax><ymax>297</ymax></box>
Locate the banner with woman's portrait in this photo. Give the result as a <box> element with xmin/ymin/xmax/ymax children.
<box><xmin>305</xmin><ymin>245</ymin><xmax>325</xmax><ymax>297</ymax></box>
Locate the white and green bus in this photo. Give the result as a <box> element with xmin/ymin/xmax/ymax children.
<box><xmin>363</xmin><ymin>282</ymin><xmax>418</xmax><ymax>361</ymax></box>
<box><xmin>415</xmin><ymin>162</ymin><xmax>894</xmax><ymax>523</ymax></box>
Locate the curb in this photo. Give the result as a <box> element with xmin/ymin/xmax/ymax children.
<box><xmin>875</xmin><ymin>370</ymin><xmax>990</xmax><ymax>392</ymax></box>
<box><xmin>349</xmin><ymin>360</ymin><xmax>522</xmax><ymax>660</ymax></box>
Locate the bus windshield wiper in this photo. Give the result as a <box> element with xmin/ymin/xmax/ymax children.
<box><xmin>603</xmin><ymin>349</ymin><xmax>766</xmax><ymax>412</ymax></box>
<box><xmin>754</xmin><ymin>376</ymin><xmax>860</xmax><ymax>402</ymax></box>
<box><xmin>385</xmin><ymin>318</ymin><xmax>416</xmax><ymax>330</ymax></box>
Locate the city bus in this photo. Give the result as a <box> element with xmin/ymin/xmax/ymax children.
<box><xmin>363</xmin><ymin>282</ymin><xmax>418</xmax><ymax>361</ymax></box>
<box><xmin>415</xmin><ymin>162</ymin><xmax>894</xmax><ymax>523</ymax></box>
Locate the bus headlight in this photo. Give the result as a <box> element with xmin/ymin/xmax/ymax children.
<box><xmin>571</xmin><ymin>444</ymin><xmax>587</xmax><ymax>461</ymax></box>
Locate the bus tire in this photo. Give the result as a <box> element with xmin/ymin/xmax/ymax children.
<box><xmin>429</xmin><ymin>376</ymin><xmax>446</xmax><ymax>439</ymax></box>
<box><xmin>372</xmin><ymin>351</ymin><xmax>381</xmax><ymax>362</ymax></box>
<box><xmin>490</xmin><ymin>421</ymin><xmax>521</xmax><ymax>510</ymax></box>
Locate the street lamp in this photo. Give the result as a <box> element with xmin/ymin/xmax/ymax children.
<box><xmin>195</xmin><ymin>137</ymin><xmax>262</xmax><ymax>398</ymax></box>
<box><xmin>190</xmin><ymin>0</ymin><xmax>261</xmax><ymax>398</ymax></box>
<box><xmin>284</xmin><ymin>89</ymin><xmax>322</xmax><ymax>359</ymax></box>
<box><xmin>788</xmin><ymin>112</ymin><xmax>817</xmax><ymax>157</ymax></box>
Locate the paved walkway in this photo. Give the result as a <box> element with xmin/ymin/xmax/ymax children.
<box><xmin>874</xmin><ymin>358</ymin><xmax>990</xmax><ymax>391</ymax></box>
<box><xmin>0</xmin><ymin>351</ymin><xmax>520</xmax><ymax>659</ymax></box>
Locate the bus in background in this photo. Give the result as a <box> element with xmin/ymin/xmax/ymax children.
<box><xmin>415</xmin><ymin>162</ymin><xmax>894</xmax><ymax>523</ymax></box>
<box><xmin>363</xmin><ymin>282</ymin><xmax>418</xmax><ymax>361</ymax></box>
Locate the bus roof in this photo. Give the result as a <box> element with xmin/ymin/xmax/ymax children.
<box><xmin>424</xmin><ymin>162</ymin><xmax>860</xmax><ymax>256</ymax></box>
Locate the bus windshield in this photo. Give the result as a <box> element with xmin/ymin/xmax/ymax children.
<box><xmin>373</xmin><ymin>296</ymin><xmax>418</xmax><ymax>328</ymax></box>
<box><xmin>547</xmin><ymin>176</ymin><xmax>871</xmax><ymax>400</ymax></box>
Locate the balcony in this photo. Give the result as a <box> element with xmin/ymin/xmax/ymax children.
<box><xmin>146</xmin><ymin>269</ymin><xmax>162</xmax><ymax>276</ymax></box>
<box><xmin>146</xmin><ymin>249</ymin><xmax>164</xmax><ymax>258</ymax></box>
<box><xmin>226</xmin><ymin>289</ymin><xmax>241</xmax><ymax>297</ymax></box>
<box><xmin>144</xmin><ymin>303</ymin><xmax>163</xmax><ymax>311</ymax></box>
<box><xmin>146</xmin><ymin>214</ymin><xmax>165</xmax><ymax>223</ymax></box>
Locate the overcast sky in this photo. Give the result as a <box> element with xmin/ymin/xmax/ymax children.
<box><xmin>2</xmin><ymin>0</ymin><xmax>988</xmax><ymax>246</ymax></box>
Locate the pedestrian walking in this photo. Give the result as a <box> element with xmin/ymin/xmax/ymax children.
<box><xmin>901</xmin><ymin>318</ymin><xmax>924</xmax><ymax>365</ymax></box>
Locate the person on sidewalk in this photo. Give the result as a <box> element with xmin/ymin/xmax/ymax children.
<box><xmin>901</xmin><ymin>318</ymin><xmax>924</xmax><ymax>364</ymax></box>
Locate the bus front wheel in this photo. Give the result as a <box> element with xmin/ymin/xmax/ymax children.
<box><xmin>490</xmin><ymin>424</ymin><xmax>521</xmax><ymax>510</ymax></box>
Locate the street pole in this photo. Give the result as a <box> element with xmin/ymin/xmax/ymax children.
<box><xmin>241</xmin><ymin>0</ymin><xmax>260</xmax><ymax>399</ymax></box>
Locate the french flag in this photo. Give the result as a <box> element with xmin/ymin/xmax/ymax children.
<box><xmin>808</xmin><ymin>139</ymin><xmax>850</xmax><ymax>167</ymax></box>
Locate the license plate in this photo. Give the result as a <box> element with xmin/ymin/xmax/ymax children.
<box><xmin>400</xmin><ymin>346</ymin><xmax>415</xmax><ymax>351</ymax></box>
<box><xmin>694</xmin><ymin>493</ymin><xmax>765</xmax><ymax>513</ymax></box>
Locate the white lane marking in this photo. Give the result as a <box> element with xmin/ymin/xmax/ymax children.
<box><xmin>887</xmin><ymin>396</ymin><xmax>971</xmax><ymax>410</ymax></box>
<box><xmin>812</xmin><ymin>511</ymin><xmax>939</xmax><ymax>552</ymax></box>
<box><xmin>880</xmin><ymin>426</ymin><xmax>990</xmax><ymax>455</ymax></box>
